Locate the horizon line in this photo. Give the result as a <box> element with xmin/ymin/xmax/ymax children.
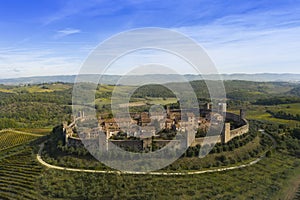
<box><xmin>1</xmin><ymin>72</ymin><xmax>300</xmax><ymax>80</ymax></box>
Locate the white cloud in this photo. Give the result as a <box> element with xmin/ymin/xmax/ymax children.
<box><xmin>55</xmin><ymin>28</ymin><xmax>81</xmax><ymax>38</ymax></box>
<box><xmin>174</xmin><ymin>10</ymin><xmax>300</xmax><ymax>74</ymax></box>
<box><xmin>0</xmin><ymin>48</ymin><xmax>81</xmax><ymax>79</ymax></box>
<box><xmin>43</xmin><ymin>0</ymin><xmax>109</xmax><ymax>25</ymax></box>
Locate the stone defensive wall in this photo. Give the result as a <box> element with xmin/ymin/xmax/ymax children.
<box><xmin>64</xmin><ymin>111</ymin><xmax>249</xmax><ymax>150</ymax></box>
<box><xmin>229</xmin><ymin>119</ymin><xmax>249</xmax><ymax>138</ymax></box>
<box><xmin>191</xmin><ymin>111</ymin><xmax>249</xmax><ymax>146</ymax></box>
<box><xmin>191</xmin><ymin>136</ymin><xmax>222</xmax><ymax>147</ymax></box>
<box><xmin>66</xmin><ymin>136</ymin><xmax>100</xmax><ymax>149</ymax></box>
<box><xmin>66</xmin><ymin>136</ymin><xmax>144</xmax><ymax>151</ymax></box>
<box><xmin>152</xmin><ymin>140</ymin><xmax>182</xmax><ymax>149</ymax></box>
<box><xmin>66</xmin><ymin>136</ymin><xmax>84</xmax><ymax>147</ymax></box>
<box><xmin>109</xmin><ymin>140</ymin><xmax>143</xmax><ymax>152</ymax></box>
<box><xmin>225</xmin><ymin>112</ymin><xmax>247</xmax><ymax>126</ymax></box>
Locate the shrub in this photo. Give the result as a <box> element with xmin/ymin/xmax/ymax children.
<box><xmin>266</xmin><ymin>150</ymin><xmax>272</xmax><ymax>157</ymax></box>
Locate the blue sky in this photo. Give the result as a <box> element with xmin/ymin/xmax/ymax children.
<box><xmin>0</xmin><ymin>0</ymin><xmax>300</xmax><ymax>78</ymax></box>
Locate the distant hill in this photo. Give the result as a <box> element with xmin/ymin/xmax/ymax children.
<box><xmin>0</xmin><ymin>73</ymin><xmax>300</xmax><ymax>85</ymax></box>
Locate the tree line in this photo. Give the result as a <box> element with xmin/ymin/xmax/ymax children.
<box><xmin>266</xmin><ymin>110</ymin><xmax>300</xmax><ymax>121</ymax></box>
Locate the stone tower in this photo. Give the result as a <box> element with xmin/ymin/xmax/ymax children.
<box><xmin>167</xmin><ymin>106</ymin><xmax>171</xmax><ymax>118</ymax></box>
<box><xmin>240</xmin><ymin>109</ymin><xmax>245</xmax><ymax>120</ymax></box>
<box><xmin>186</xmin><ymin>128</ymin><xmax>196</xmax><ymax>148</ymax></box>
<box><xmin>222</xmin><ymin>123</ymin><xmax>231</xmax><ymax>143</ymax></box>
<box><xmin>218</xmin><ymin>103</ymin><xmax>227</xmax><ymax>114</ymax></box>
<box><xmin>205</xmin><ymin>102</ymin><xmax>211</xmax><ymax>110</ymax></box>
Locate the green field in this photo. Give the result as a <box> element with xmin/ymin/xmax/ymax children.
<box><xmin>267</xmin><ymin>103</ymin><xmax>300</xmax><ymax>115</ymax></box>
<box><xmin>229</xmin><ymin>103</ymin><xmax>300</xmax><ymax>127</ymax></box>
<box><xmin>0</xmin><ymin>83</ymin><xmax>72</xmax><ymax>94</ymax></box>
<box><xmin>0</xmin><ymin>88</ymin><xmax>15</xmax><ymax>93</ymax></box>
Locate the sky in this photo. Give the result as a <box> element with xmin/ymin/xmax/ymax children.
<box><xmin>0</xmin><ymin>0</ymin><xmax>300</xmax><ymax>78</ymax></box>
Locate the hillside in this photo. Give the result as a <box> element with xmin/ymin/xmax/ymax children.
<box><xmin>1</xmin><ymin>80</ymin><xmax>300</xmax><ymax>129</ymax></box>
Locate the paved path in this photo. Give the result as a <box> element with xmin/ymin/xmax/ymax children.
<box><xmin>36</xmin><ymin>131</ymin><xmax>275</xmax><ymax>176</ymax></box>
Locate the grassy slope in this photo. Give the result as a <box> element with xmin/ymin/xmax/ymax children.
<box><xmin>36</xmin><ymin>152</ymin><xmax>300</xmax><ymax>200</ymax></box>
<box><xmin>170</xmin><ymin>136</ymin><xmax>261</xmax><ymax>171</ymax></box>
<box><xmin>279</xmin><ymin>168</ymin><xmax>300</xmax><ymax>200</ymax></box>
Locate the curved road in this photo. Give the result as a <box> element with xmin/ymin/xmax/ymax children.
<box><xmin>36</xmin><ymin>131</ymin><xmax>275</xmax><ymax>176</ymax></box>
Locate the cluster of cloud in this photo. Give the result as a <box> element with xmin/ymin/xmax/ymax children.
<box><xmin>0</xmin><ymin>48</ymin><xmax>82</xmax><ymax>79</ymax></box>
<box><xmin>1</xmin><ymin>0</ymin><xmax>300</xmax><ymax>78</ymax></box>
<box><xmin>175</xmin><ymin>8</ymin><xmax>300</xmax><ymax>74</ymax></box>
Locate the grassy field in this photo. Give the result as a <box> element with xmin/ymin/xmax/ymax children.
<box><xmin>0</xmin><ymin>88</ymin><xmax>15</xmax><ymax>93</ymax></box>
<box><xmin>267</xmin><ymin>103</ymin><xmax>300</xmax><ymax>115</ymax></box>
<box><xmin>95</xmin><ymin>84</ymin><xmax>177</xmax><ymax>110</ymax></box>
<box><xmin>145</xmin><ymin>97</ymin><xmax>177</xmax><ymax>105</ymax></box>
<box><xmin>0</xmin><ymin>83</ymin><xmax>72</xmax><ymax>94</ymax></box>
<box><xmin>95</xmin><ymin>97</ymin><xmax>177</xmax><ymax>110</ymax></box>
<box><xmin>278</xmin><ymin>167</ymin><xmax>300</xmax><ymax>200</ymax></box>
<box><xmin>229</xmin><ymin>103</ymin><xmax>300</xmax><ymax>127</ymax></box>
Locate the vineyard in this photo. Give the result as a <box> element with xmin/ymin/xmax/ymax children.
<box><xmin>0</xmin><ymin>146</ymin><xmax>44</xmax><ymax>200</ymax></box>
<box><xmin>0</xmin><ymin>129</ymin><xmax>41</xmax><ymax>151</ymax></box>
<box><xmin>0</xmin><ymin>129</ymin><xmax>45</xmax><ymax>200</ymax></box>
